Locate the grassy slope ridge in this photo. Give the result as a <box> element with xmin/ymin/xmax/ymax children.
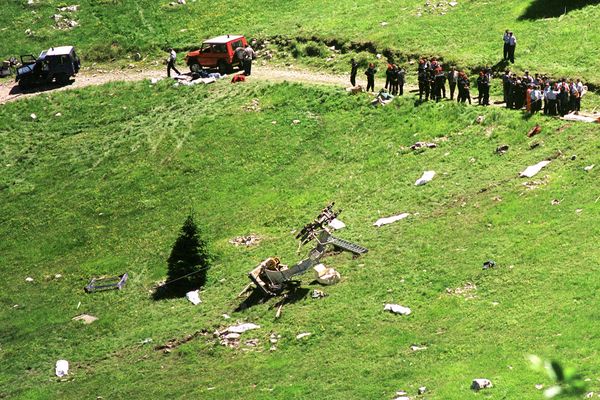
<box><xmin>1</xmin><ymin>1</ymin><xmax>600</xmax><ymax>84</ymax></box>
<box><xmin>1</xmin><ymin>79</ymin><xmax>599</xmax><ymax>399</ymax></box>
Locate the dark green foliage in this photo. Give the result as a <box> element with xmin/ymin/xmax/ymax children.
<box><xmin>164</xmin><ymin>214</ymin><xmax>211</xmax><ymax>295</ymax></box>
<box><xmin>304</xmin><ymin>41</ymin><xmax>326</xmax><ymax>57</ymax></box>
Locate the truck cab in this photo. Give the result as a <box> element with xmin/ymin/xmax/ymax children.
<box><xmin>185</xmin><ymin>35</ymin><xmax>247</xmax><ymax>75</ymax></box>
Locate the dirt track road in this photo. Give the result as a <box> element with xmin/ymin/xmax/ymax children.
<box><xmin>0</xmin><ymin>65</ymin><xmax>348</xmax><ymax>105</ymax></box>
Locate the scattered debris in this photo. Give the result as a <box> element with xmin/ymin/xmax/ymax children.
<box><xmin>229</xmin><ymin>234</ymin><xmax>262</xmax><ymax>247</ymax></box>
<box><xmin>380</xmin><ymin>21</ymin><xmax>388</xmax><ymax>26</ymax></box>
<box><xmin>149</xmin><ymin>77</ymin><xmax>162</xmax><ymax>85</ymax></box>
<box><xmin>85</xmin><ymin>273</ymin><xmax>128</xmax><ymax>293</ymax></box>
<box><xmin>55</xmin><ymin>360</ymin><xmax>69</xmax><ymax>377</ymax></box>
<box><xmin>475</xmin><ymin>115</ymin><xmax>485</xmax><ymax>124</ymax></box>
<box><xmin>410</xmin><ymin>142</ymin><xmax>437</xmax><ymax>150</ymax></box>
<box><xmin>415</xmin><ymin>170</ymin><xmax>436</xmax><ymax>186</ymax></box>
<box><xmin>57</xmin><ymin>5</ymin><xmax>79</xmax><ymax>12</ymax></box>
<box><xmin>329</xmin><ymin>218</ymin><xmax>346</xmax><ymax>230</ymax></box>
<box><xmin>156</xmin><ymin>330</ymin><xmax>208</xmax><ymax>352</ymax></box>
<box><xmin>527</xmin><ymin>124</ymin><xmax>542</xmax><ymax>138</ymax></box>
<box><xmin>471</xmin><ymin>378</ymin><xmax>493</xmax><ymax>391</ymax></box>
<box><xmin>244</xmin><ymin>338</ymin><xmax>259</xmax><ymax>347</ymax></box>
<box><xmin>225</xmin><ymin>323</ymin><xmax>260</xmax><ymax>334</ymax></box>
<box><xmin>551</xmin><ymin>199</ymin><xmax>561</xmax><ymax>205</ymax></box>
<box><xmin>529</xmin><ymin>141</ymin><xmax>541</xmax><ymax>149</ymax></box>
<box><xmin>243</xmin><ymin>98</ymin><xmax>261</xmax><ymax>112</ymax></box>
<box><xmin>25</xmin><ymin>277</ymin><xmax>34</xmax><ymax>282</ymax></box>
<box><xmin>571</xmin><ymin>155</ymin><xmax>577</xmax><ymax>160</ymax></box>
<box><xmin>535</xmin><ymin>384</ymin><xmax>544</xmax><ymax>390</ymax></box>
<box><xmin>576</xmin><ymin>208</ymin><xmax>583</xmax><ymax>214</ymax></box>
<box><xmin>313</xmin><ymin>264</ymin><xmax>341</xmax><ymax>286</ymax></box>
<box><xmin>30</xmin><ymin>113</ymin><xmax>37</xmax><ymax>120</ymax></box>
<box><xmin>520</xmin><ymin>160</ymin><xmax>550</xmax><ymax>178</ymax></box>
<box><xmin>585</xmin><ymin>392</ymin><xmax>594</xmax><ymax>398</ymax></box>
<box><xmin>418</xmin><ymin>386</ymin><xmax>427</xmax><ymax>395</ymax></box>
<box><xmin>222</xmin><ymin>314</ymin><xmax>230</xmax><ymax>319</ymax></box>
<box><xmin>384</xmin><ymin>304</ymin><xmax>412</xmax><ymax>315</ymax></box>
<box><xmin>296</xmin><ymin>332</ymin><xmax>311</xmax><ymax>340</ymax></box>
<box><xmin>496</xmin><ymin>144</ymin><xmax>509</xmax><ymax>154</ymax></box>
<box><xmin>72</xmin><ymin>314</ymin><xmax>98</xmax><ymax>324</ymax></box>
<box><xmin>373</xmin><ymin>213</ymin><xmax>410</xmax><ymax>227</ymax></box>
<box><xmin>140</xmin><ymin>338</ymin><xmax>153</xmax><ymax>344</ymax></box>
<box><xmin>584</xmin><ymin>165</ymin><xmax>594</xmax><ymax>172</ymax></box>
<box><xmin>311</xmin><ymin>289</ymin><xmax>327</xmax><ymax>299</ymax></box>
<box><xmin>292</xmin><ymin>119</ymin><xmax>301</xmax><ymax>125</ymax></box>
<box><xmin>410</xmin><ymin>344</ymin><xmax>427</xmax><ymax>351</ymax></box>
<box><xmin>54</xmin><ymin>113</ymin><xmax>62</xmax><ymax>117</ymax></box>
<box><xmin>185</xmin><ymin>290</ymin><xmax>201</xmax><ymax>305</ymax></box>
<box><xmin>446</xmin><ymin>282</ymin><xmax>477</xmax><ymax>299</ymax></box>
<box><xmin>346</xmin><ymin>85</ymin><xmax>365</xmax><ymax>94</ymax></box>
<box><xmin>482</xmin><ymin>260</ymin><xmax>496</xmax><ymax>270</ymax></box>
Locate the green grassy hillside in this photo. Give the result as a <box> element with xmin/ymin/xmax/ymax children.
<box><xmin>1</xmin><ymin>0</ymin><xmax>600</xmax><ymax>85</ymax></box>
<box><xmin>1</xmin><ymin>79</ymin><xmax>599</xmax><ymax>399</ymax></box>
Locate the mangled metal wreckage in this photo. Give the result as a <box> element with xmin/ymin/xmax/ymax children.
<box><xmin>248</xmin><ymin>203</ymin><xmax>368</xmax><ymax>296</ymax></box>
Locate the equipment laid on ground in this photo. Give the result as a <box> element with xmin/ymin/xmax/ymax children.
<box><xmin>16</xmin><ymin>46</ymin><xmax>80</xmax><ymax>88</ymax></box>
<box><xmin>0</xmin><ymin>57</ymin><xmax>18</xmax><ymax>77</ymax></box>
<box><xmin>247</xmin><ymin>203</ymin><xmax>368</xmax><ymax>296</ymax></box>
<box><xmin>85</xmin><ymin>273</ymin><xmax>128</xmax><ymax>293</ymax></box>
<box><xmin>184</xmin><ymin>35</ymin><xmax>247</xmax><ymax>75</ymax></box>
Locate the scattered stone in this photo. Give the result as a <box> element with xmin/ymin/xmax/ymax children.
<box><xmin>376</xmin><ymin>54</ymin><xmax>382</xmax><ymax>59</ymax></box>
<box><xmin>50</xmin><ymin>14</ymin><xmax>63</xmax><ymax>21</ymax></box>
<box><xmin>269</xmin><ymin>333</ymin><xmax>279</xmax><ymax>344</ymax></box>
<box><xmin>140</xmin><ymin>338</ymin><xmax>153</xmax><ymax>344</ymax></box>
<box><xmin>418</xmin><ymin>386</ymin><xmax>427</xmax><ymax>395</ymax></box>
<box><xmin>495</xmin><ymin>144</ymin><xmax>509</xmax><ymax>154</ymax></box>
<box><xmin>384</xmin><ymin>304</ymin><xmax>411</xmax><ymax>315</ymax></box>
<box><xmin>25</xmin><ymin>29</ymin><xmax>33</xmax><ymax>36</ymax></box>
<box><xmin>471</xmin><ymin>378</ymin><xmax>493</xmax><ymax>391</ymax></box>
<box><xmin>449</xmin><ymin>1</ymin><xmax>458</xmax><ymax>5</ymax></box>
<box><xmin>229</xmin><ymin>234</ymin><xmax>261</xmax><ymax>247</ymax></box>
<box><xmin>313</xmin><ymin>264</ymin><xmax>340</xmax><ymax>285</ymax></box>
<box><xmin>410</xmin><ymin>344</ymin><xmax>427</xmax><ymax>351</ymax></box>
<box><xmin>311</xmin><ymin>289</ymin><xmax>327</xmax><ymax>299</ymax></box>
<box><xmin>475</xmin><ymin>115</ymin><xmax>485</xmax><ymax>124</ymax></box>
<box><xmin>54</xmin><ymin>274</ymin><xmax>62</xmax><ymax>279</ymax></box>
<box><xmin>585</xmin><ymin>392</ymin><xmax>594</xmax><ymax>398</ymax></box>
<box><xmin>72</xmin><ymin>314</ymin><xmax>98</xmax><ymax>324</ymax></box>
<box><xmin>296</xmin><ymin>332</ymin><xmax>311</xmax><ymax>340</ymax></box>
<box><xmin>25</xmin><ymin>277</ymin><xmax>34</xmax><ymax>282</ymax></box>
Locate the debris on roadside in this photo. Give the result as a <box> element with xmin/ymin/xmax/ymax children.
<box><xmin>471</xmin><ymin>378</ymin><xmax>493</xmax><ymax>391</ymax></box>
<box><xmin>296</xmin><ymin>332</ymin><xmax>311</xmax><ymax>340</ymax></box>
<box><xmin>229</xmin><ymin>234</ymin><xmax>262</xmax><ymax>247</ymax></box>
<box><xmin>55</xmin><ymin>360</ymin><xmax>69</xmax><ymax>377</ymax></box>
<box><xmin>520</xmin><ymin>160</ymin><xmax>550</xmax><ymax>178</ymax></box>
<box><xmin>72</xmin><ymin>314</ymin><xmax>98</xmax><ymax>324</ymax></box>
<box><xmin>185</xmin><ymin>290</ymin><xmax>201</xmax><ymax>305</ymax></box>
<box><xmin>527</xmin><ymin>124</ymin><xmax>542</xmax><ymax>137</ymax></box>
<box><xmin>374</xmin><ymin>213</ymin><xmax>410</xmax><ymax>227</ymax></box>
<box><xmin>384</xmin><ymin>304</ymin><xmax>412</xmax><ymax>315</ymax></box>
<box><xmin>415</xmin><ymin>170</ymin><xmax>435</xmax><ymax>186</ymax></box>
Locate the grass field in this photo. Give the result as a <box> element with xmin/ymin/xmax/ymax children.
<box><xmin>1</xmin><ymin>78</ymin><xmax>599</xmax><ymax>399</ymax></box>
<box><xmin>1</xmin><ymin>0</ymin><xmax>600</xmax><ymax>86</ymax></box>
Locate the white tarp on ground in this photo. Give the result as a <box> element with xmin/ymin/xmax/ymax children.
<box><xmin>226</xmin><ymin>323</ymin><xmax>260</xmax><ymax>334</ymax></box>
<box><xmin>384</xmin><ymin>304</ymin><xmax>412</xmax><ymax>315</ymax></box>
<box><xmin>373</xmin><ymin>213</ymin><xmax>410</xmax><ymax>227</ymax></box>
<box><xmin>520</xmin><ymin>160</ymin><xmax>550</xmax><ymax>178</ymax></box>
<box><xmin>415</xmin><ymin>170</ymin><xmax>436</xmax><ymax>186</ymax></box>
<box><xmin>186</xmin><ymin>290</ymin><xmax>201</xmax><ymax>305</ymax></box>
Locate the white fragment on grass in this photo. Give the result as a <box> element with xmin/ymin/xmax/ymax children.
<box><xmin>584</xmin><ymin>164</ymin><xmax>594</xmax><ymax>171</ymax></box>
<box><xmin>55</xmin><ymin>360</ymin><xmax>69</xmax><ymax>377</ymax></box>
<box><xmin>30</xmin><ymin>113</ymin><xmax>37</xmax><ymax>120</ymax></box>
<box><xmin>150</xmin><ymin>77</ymin><xmax>162</xmax><ymax>85</ymax></box>
<box><xmin>72</xmin><ymin>314</ymin><xmax>98</xmax><ymax>324</ymax></box>
<box><xmin>226</xmin><ymin>323</ymin><xmax>260</xmax><ymax>334</ymax></box>
<box><xmin>535</xmin><ymin>384</ymin><xmax>543</xmax><ymax>390</ymax></box>
<box><xmin>296</xmin><ymin>332</ymin><xmax>311</xmax><ymax>340</ymax></box>
<box><xmin>410</xmin><ymin>344</ymin><xmax>427</xmax><ymax>351</ymax></box>
<box><xmin>373</xmin><ymin>213</ymin><xmax>409</xmax><ymax>227</ymax></box>
<box><xmin>185</xmin><ymin>290</ymin><xmax>201</xmax><ymax>305</ymax></box>
<box><xmin>222</xmin><ymin>314</ymin><xmax>231</xmax><ymax>319</ymax></box>
<box><xmin>520</xmin><ymin>160</ymin><xmax>550</xmax><ymax>178</ymax></box>
<box><xmin>329</xmin><ymin>218</ymin><xmax>346</xmax><ymax>230</ymax></box>
<box><xmin>449</xmin><ymin>1</ymin><xmax>458</xmax><ymax>5</ymax></box>
<box><xmin>418</xmin><ymin>386</ymin><xmax>427</xmax><ymax>394</ymax></box>
<box><xmin>25</xmin><ymin>277</ymin><xmax>33</xmax><ymax>282</ymax></box>
<box><xmin>55</xmin><ymin>113</ymin><xmax>62</xmax><ymax>117</ymax></box>
<box><xmin>415</xmin><ymin>170</ymin><xmax>436</xmax><ymax>186</ymax></box>
<box><xmin>471</xmin><ymin>378</ymin><xmax>493</xmax><ymax>391</ymax></box>
<box><xmin>313</xmin><ymin>264</ymin><xmax>340</xmax><ymax>285</ymax></box>
<box><xmin>384</xmin><ymin>304</ymin><xmax>412</xmax><ymax>315</ymax></box>
<box><xmin>292</xmin><ymin>119</ymin><xmax>300</xmax><ymax>125</ymax></box>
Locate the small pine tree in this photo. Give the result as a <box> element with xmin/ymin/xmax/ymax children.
<box><xmin>165</xmin><ymin>214</ymin><xmax>212</xmax><ymax>295</ymax></box>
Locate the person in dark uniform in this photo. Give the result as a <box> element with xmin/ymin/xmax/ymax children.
<box><xmin>481</xmin><ymin>70</ymin><xmax>491</xmax><ymax>106</ymax></box>
<box><xmin>350</xmin><ymin>58</ymin><xmax>359</xmax><ymax>86</ymax></box>
<box><xmin>458</xmin><ymin>72</ymin><xmax>471</xmax><ymax>104</ymax></box>
<box><xmin>507</xmin><ymin>31</ymin><xmax>517</xmax><ymax>64</ymax></box>
<box><xmin>502</xmin><ymin>69</ymin><xmax>511</xmax><ymax>104</ymax></box>
<box><xmin>365</xmin><ymin>63</ymin><xmax>377</xmax><ymax>92</ymax></box>
<box><xmin>396</xmin><ymin>66</ymin><xmax>406</xmax><ymax>96</ymax></box>
<box><xmin>389</xmin><ymin>64</ymin><xmax>399</xmax><ymax>95</ymax></box>
<box><xmin>433</xmin><ymin>67</ymin><xmax>445</xmax><ymax>102</ymax></box>
<box><xmin>502</xmin><ymin>30</ymin><xmax>510</xmax><ymax>61</ymax></box>
<box><xmin>385</xmin><ymin>63</ymin><xmax>394</xmax><ymax>90</ymax></box>
<box><xmin>447</xmin><ymin>66</ymin><xmax>458</xmax><ymax>100</ymax></box>
<box><xmin>418</xmin><ymin>67</ymin><xmax>429</xmax><ymax>101</ymax></box>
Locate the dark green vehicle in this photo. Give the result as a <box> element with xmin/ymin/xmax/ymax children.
<box><xmin>16</xmin><ymin>46</ymin><xmax>81</xmax><ymax>88</ymax></box>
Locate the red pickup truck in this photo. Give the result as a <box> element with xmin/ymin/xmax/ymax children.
<box><xmin>185</xmin><ymin>35</ymin><xmax>248</xmax><ymax>74</ymax></box>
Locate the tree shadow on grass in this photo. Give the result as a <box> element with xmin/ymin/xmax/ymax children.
<box><xmin>234</xmin><ymin>285</ymin><xmax>310</xmax><ymax>313</ymax></box>
<box><xmin>519</xmin><ymin>0</ymin><xmax>600</xmax><ymax>20</ymax></box>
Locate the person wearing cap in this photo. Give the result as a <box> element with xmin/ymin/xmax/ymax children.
<box><xmin>166</xmin><ymin>48</ymin><xmax>180</xmax><ymax>77</ymax></box>
<box><xmin>350</xmin><ymin>58</ymin><xmax>359</xmax><ymax>86</ymax></box>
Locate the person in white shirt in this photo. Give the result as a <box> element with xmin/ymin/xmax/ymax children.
<box><xmin>507</xmin><ymin>32</ymin><xmax>517</xmax><ymax>63</ymax></box>
<box><xmin>502</xmin><ymin>30</ymin><xmax>511</xmax><ymax>61</ymax></box>
<box><xmin>543</xmin><ymin>82</ymin><xmax>558</xmax><ymax>115</ymax></box>
<box><xmin>166</xmin><ymin>48</ymin><xmax>180</xmax><ymax>77</ymax></box>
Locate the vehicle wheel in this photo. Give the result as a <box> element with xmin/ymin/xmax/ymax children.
<box><xmin>189</xmin><ymin>61</ymin><xmax>201</xmax><ymax>73</ymax></box>
<box><xmin>218</xmin><ymin>60</ymin><xmax>231</xmax><ymax>75</ymax></box>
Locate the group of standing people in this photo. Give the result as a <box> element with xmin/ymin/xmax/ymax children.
<box><xmin>502</xmin><ymin>70</ymin><xmax>586</xmax><ymax>116</ymax></box>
